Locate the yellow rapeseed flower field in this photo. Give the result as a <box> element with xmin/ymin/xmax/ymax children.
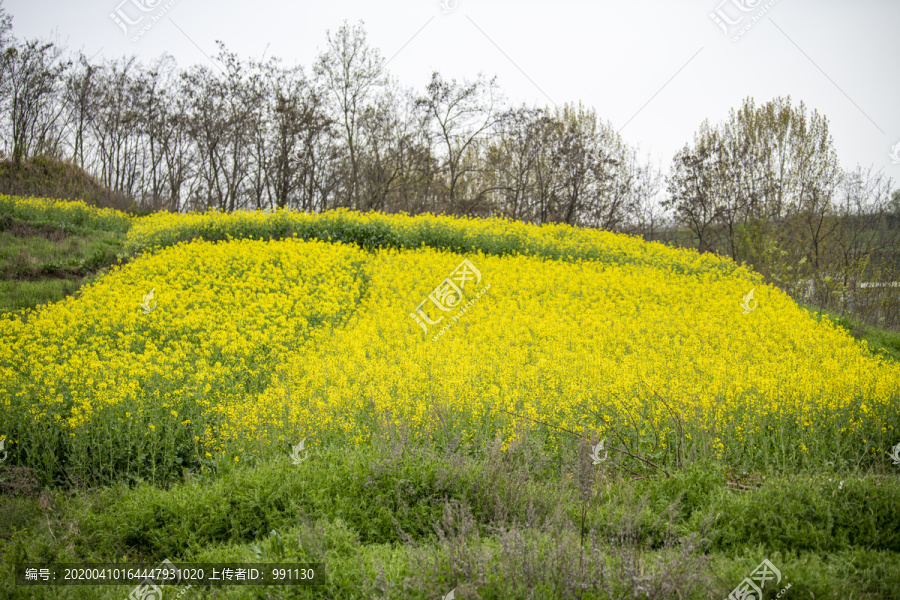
<box><xmin>0</xmin><ymin>235</ymin><xmax>369</xmax><ymax>482</ymax></box>
<box><xmin>123</xmin><ymin>207</ymin><xmax>753</xmax><ymax>281</ymax></box>
<box><xmin>255</xmin><ymin>247</ymin><xmax>900</xmax><ymax>468</ymax></box>
<box><xmin>1</xmin><ymin>200</ymin><xmax>898</xmax><ymax>483</ymax></box>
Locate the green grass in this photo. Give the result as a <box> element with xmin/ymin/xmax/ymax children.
<box><xmin>0</xmin><ymin>278</ymin><xmax>86</xmax><ymax>314</ymax></box>
<box><xmin>1</xmin><ymin>432</ymin><xmax>899</xmax><ymax>599</ymax></box>
<box><xmin>0</xmin><ymin>224</ymin><xmax>124</xmax><ymax>277</ymax></box>
<box><xmin>0</xmin><ymin>212</ymin><xmax>128</xmax><ymax>315</ymax></box>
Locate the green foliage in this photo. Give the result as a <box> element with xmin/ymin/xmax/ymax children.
<box><xmin>0</xmin><ymin>209</ymin><xmax>127</xmax><ymax>314</ymax></box>
<box><xmin>0</xmin><ymin>219</ymin><xmax>124</xmax><ymax>279</ymax></box>
<box><xmin>735</xmin><ymin>219</ymin><xmax>791</xmax><ymax>282</ymax></box>
<box><xmin>0</xmin><ymin>278</ymin><xmax>84</xmax><ymax>314</ymax></box>
<box><xmin>124</xmin><ymin>208</ymin><xmax>756</xmax><ymax>281</ymax></box>
<box><xmin>4</xmin><ymin>442</ymin><xmax>900</xmax><ymax>598</ymax></box>
<box><xmin>711</xmin><ymin>475</ymin><xmax>900</xmax><ymax>553</ymax></box>
<box><xmin>0</xmin><ymin>194</ymin><xmax>131</xmax><ymax>233</ymax></box>
<box><xmin>890</xmin><ymin>189</ymin><xmax>900</xmax><ymax>218</ymax></box>
<box><xmin>639</xmin><ymin>460</ymin><xmax>726</xmax><ymax>522</ymax></box>
<box><xmin>67</xmin><ymin>440</ymin><xmax>563</xmax><ymax>560</ymax></box>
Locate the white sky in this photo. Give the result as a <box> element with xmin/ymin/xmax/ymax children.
<box><xmin>5</xmin><ymin>0</ymin><xmax>900</xmax><ymax>183</ymax></box>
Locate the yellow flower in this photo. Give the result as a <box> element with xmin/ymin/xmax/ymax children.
<box><xmin>1</xmin><ymin>197</ymin><xmax>897</xmax><ymax>475</ymax></box>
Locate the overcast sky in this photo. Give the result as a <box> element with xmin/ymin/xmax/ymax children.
<box><xmin>5</xmin><ymin>0</ymin><xmax>899</xmax><ymax>185</ymax></box>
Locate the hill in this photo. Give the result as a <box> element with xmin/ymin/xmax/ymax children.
<box><xmin>0</xmin><ymin>156</ymin><xmax>134</xmax><ymax>212</ymax></box>
<box><xmin>1</xmin><ymin>196</ymin><xmax>899</xmax><ymax>599</ymax></box>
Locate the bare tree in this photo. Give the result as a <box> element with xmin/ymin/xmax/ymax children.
<box><xmin>268</xmin><ymin>61</ymin><xmax>331</xmax><ymax>211</ymax></box>
<box><xmin>0</xmin><ymin>0</ymin><xmax>14</xmax><ymax>158</ymax></box>
<box><xmin>159</xmin><ymin>92</ymin><xmax>195</xmax><ymax>212</ymax></box>
<box><xmin>418</xmin><ymin>71</ymin><xmax>503</xmax><ymax>215</ymax></box>
<box><xmin>133</xmin><ymin>54</ymin><xmax>180</xmax><ymax>208</ymax></box>
<box><xmin>62</xmin><ymin>53</ymin><xmax>99</xmax><ymax>169</ymax></box>
<box><xmin>664</xmin><ymin>122</ymin><xmax>723</xmax><ymax>253</ymax></box>
<box><xmin>483</xmin><ymin>105</ymin><xmax>543</xmax><ymax>221</ymax></box>
<box><xmin>1</xmin><ymin>38</ymin><xmax>69</xmax><ymax>166</ymax></box>
<box><xmin>91</xmin><ymin>56</ymin><xmax>145</xmax><ymax>197</ymax></box>
<box><xmin>314</xmin><ymin>20</ymin><xmax>385</xmax><ymax>210</ymax></box>
<box><xmin>180</xmin><ymin>44</ymin><xmax>265</xmax><ymax>212</ymax></box>
<box><xmin>625</xmin><ymin>151</ymin><xmax>665</xmax><ymax>241</ymax></box>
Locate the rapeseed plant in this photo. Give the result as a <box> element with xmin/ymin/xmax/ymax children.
<box><xmin>1</xmin><ymin>198</ymin><xmax>898</xmax><ymax>484</ymax></box>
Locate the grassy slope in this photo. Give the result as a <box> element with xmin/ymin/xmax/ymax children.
<box><xmin>0</xmin><ymin>157</ymin><xmax>136</xmax><ymax>212</ymax></box>
<box><xmin>1</xmin><ymin>198</ymin><xmax>899</xmax><ymax>599</ymax></box>
<box><xmin>2</xmin><ymin>443</ymin><xmax>899</xmax><ymax>599</ymax></box>
<box><xmin>0</xmin><ymin>212</ymin><xmax>127</xmax><ymax>315</ymax></box>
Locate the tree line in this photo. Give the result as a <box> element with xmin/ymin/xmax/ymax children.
<box><xmin>665</xmin><ymin>97</ymin><xmax>899</xmax><ymax>326</ymax></box>
<box><xmin>0</xmin><ymin>15</ymin><xmax>663</xmax><ymax>235</ymax></box>
<box><xmin>0</xmin><ymin>5</ymin><xmax>897</xmax><ymax>327</ymax></box>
